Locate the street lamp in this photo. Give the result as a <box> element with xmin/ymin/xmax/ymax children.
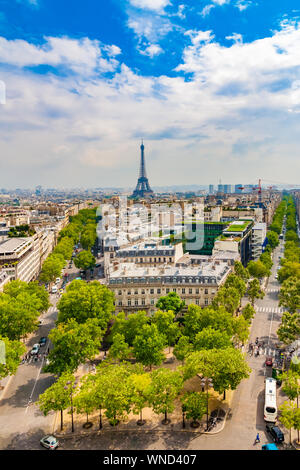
<box><xmin>64</xmin><ymin>380</ymin><xmax>77</xmax><ymax>433</ymax></box>
<box><xmin>200</xmin><ymin>376</ymin><xmax>213</xmax><ymax>431</ymax></box>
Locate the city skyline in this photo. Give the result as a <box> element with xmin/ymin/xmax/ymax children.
<box><xmin>1</xmin><ymin>1</ymin><xmax>300</xmax><ymax>188</ymax></box>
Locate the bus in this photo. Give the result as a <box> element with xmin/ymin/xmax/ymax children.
<box><xmin>264</xmin><ymin>378</ymin><xmax>277</xmax><ymax>422</ymax></box>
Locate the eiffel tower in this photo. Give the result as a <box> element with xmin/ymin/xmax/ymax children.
<box><xmin>132</xmin><ymin>141</ymin><xmax>154</xmax><ymax>198</ymax></box>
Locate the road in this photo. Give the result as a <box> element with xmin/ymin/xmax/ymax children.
<box><xmin>0</xmin><ymin>244</ymin><xmax>287</xmax><ymax>450</ymax></box>
<box><xmin>0</xmin><ymin>254</ymin><xmax>105</xmax><ymax>450</ymax></box>
<box><xmin>0</xmin><ymin>297</ymin><xmax>58</xmax><ymax>450</ymax></box>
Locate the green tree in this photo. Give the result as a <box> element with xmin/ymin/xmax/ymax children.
<box><xmin>247</xmin><ymin>278</ymin><xmax>265</xmax><ymax>306</ymax></box>
<box><xmin>183</xmin><ymin>305</ymin><xmax>236</xmax><ymax>342</ymax></box>
<box><xmin>130</xmin><ymin>372</ymin><xmax>152</xmax><ymax>424</ymax></box>
<box><xmin>279</xmin><ymin>277</ymin><xmax>300</xmax><ymax>313</ymax></box>
<box><xmin>40</xmin><ymin>254</ymin><xmax>65</xmax><ymax>285</ymax></box>
<box><xmin>0</xmin><ymin>336</ymin><xmax>26</xmax><ymax>381</ymax></box>
<box><xmin>133</xmin><ymin>324</ymin><xmax>166</xmax><ymax>370</ymax></box>
<box><xmin>148</xmin><ymin>368</ymin><xmax>183</xmax><ymax>424</ymax></box>
<box><xmin>278</xmin><ymin>261</ymin><xmax>300</xmax><ymax>283</ymax></box>
<box><xmin>193</xmin><ymin>327</ymin><xmax>232</xmax><ymax>350</ymax></box>
<box><xmin>156</xmin><ymin>292</ymin><xmax>185</xmax><ymax>315</ymax></box>
<box><xmin>247</xmin><ymin>260</ymin><xmax>269</xmax><ymax>279</ymax></box>
<box><xmin>152</xmin><ymin>310</ymin><xmax>181</xmax><ymax>352</ymax></box>
<box><xmin>234</xmin><ymin>261</ymin><xmax>250</xmax><ymax>282</ymax></box>
<box><xmin>74</xmin><ymin>250</ymin><xmax>96</xmax><ymax>271</ymax></box>
<box><xmin>183</xmin><ymin>348</ymin><xmax>251</xmax><ymax>400</ymax></box>
<box><xmin>57</xmin><ymin>280</ymin><xmax>114</xmax><ymax>329</ymax></box>
<box><xmin>241</xmin><ymin>303</ymin><xmax>256</xmax><ymax>322</ymax></box>
<box><xmin>109</xmin><ymin>311</ymin><xmax>149</xmax><ymax>346</ymax></box>
<box><xmin>100</xmin><ymin>362</ymin><xmax>137</xmax><ymax>426</ymax></box>
<box><xmin>0</xmin><ymin>294</ymin><xmax>40</xmax><ymax>341</ymax></box>
<box><xmin>44</xmin><ymin>318</ymin><xmax>103</xmax><ymax>374</ymax></box>
<box><xmin>266</xmin><ymin>231</ymin><xmax>279</xmax><ymax>250</ymax></box>
<box><xmin>224</xmin><ymin>274</ymin><xmax>247</xmax><ymax>299</ymax></box>
<box><xmin>109</xmin><ymin>333</ymin><xmax>131</xmax><ymax>361</ymax></box>
<box><xmin>38</xmin><ymin>372</ymin><xmax>76</xmax><ymax>430</ymax></box>
<box><xmin>180</xmin><ymin>392</ymin><xmax>207</xmax><ymax>427</ymax></box>
<box><xmin>173</xmin><ymin>335</ymin><xmax>193</xmax><ymax>364</ymax></box>
<box><xmin>212</xmin><ymin>286</ymin><xmax>240</xmax><ymax>315</ymax></box>
<box><xmin>279</xmin><ymin>401</ymin><xmax>296</xmax><ymax>446</ymax></box>
<box><xmin>277</xmin><ymin>312</ymin><xmax>300</xmax><ymax>345</ymax></box>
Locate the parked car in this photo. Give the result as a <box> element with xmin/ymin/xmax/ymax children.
<box><xmin>30</xmin><ymin>344</ymin><xmax>40</xmax><ymax>355</ymax></box>
<box><xmin>266</xmin><ymin>423</ymin><xmax>284</xmax><ymax>443</ymax></box>
<box><xmin>51</xmin><ymin>285</ymin><xmax>58</xmax><ymax>294</ymax></box>
<box><xmin>55</xmin><ymin>277</ymin><xmax>60</xmax><ymax>284</ymax></box>
<box><xmin>39</xmin><ymin>337</ymin><xmax>47</xmax><ymax>347</ymax></box>
<box><xmin>265</xmin><ymin>357</ymin><xmax>273</xmax><ymax>366</ymax></box>
<box><xmin>262</xmin><ymin>443</ymin><xmax>278</xmax><ymax>450</ymax></box>
<box><xmin>40</xmin><ymin>435</ymin><xmax>59</xmax><ymax>450</ymax></box>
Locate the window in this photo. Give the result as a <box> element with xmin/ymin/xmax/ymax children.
<box><xmin>196</xmin><ymin>288</ymin><xmax>199</xmax><ymax>294</ymax></box>
<box><xmin>128</xmin><ymin>290</ymin><xmax>131</xmax><ymax>295</ymax></box>
<box><xmin>166</xmin><ymin>288</ymin><xmax>170</xmax><ymax>293</ymax></box>
<box><xmin>134</xmin><ymin>289</ymin><xmax>138</xmax><ymax>295</ymax></box>
<box><xmin>157</xmin><ymin>288</ymin><xmax>161</xmax><ymax>294</ymax></box>
<box><xmin>118</xmin><ymin>290</ymin><xmax>122</xmax><ymax>296</ymax></box>
<box><xmin>150</xmin><ymin>299</ymin><xmax>154</xmax><ymax>305</ymax></box>
<box><xmin>195</xmin><ymin>299</ymin><xmax>199</xmax><ymax>305</ymax></box>
<box><xmin>128</xmin><ymin>300</ymin><xmax>131</xmax><ymax>306</ymax></box>
<box><xmin>118</xmin><ymin>301</ymin><xmax>122</xmax><ymax>306</ymax></box>
<box><xmin>189</xmin><ymin>288</ymin><xmax>192</xmax><ymax>294</ymax></box>
<box><xmin>182</xmin><ymin>288</ymin><xmax>185</xmax><ymax>294</ymax></box>
<box><xmin>135</xmin><ymin>299</ymin><xmax>139</xmax><ymax>306</ymax></box>
<box><xmin>173</xmin><ymin>288</ymin><xmax>176</xmax><ymax>292</ymax></box>
<box><xmin>205</xmin><ymin>299</ymin><xmax>209</xmax><ymax>305</ymax></box>
<box><xmin>205</xmin><ymin>288</ymin><xmax>208</xmax><ymax>295</ymax></box>
<box><xmin>150</xmin><ymin>288</ymin><xmax>154</xmax><ymax>294</ymax></box>
<box><xmin>141</xmin><ymin>289</ymin><xmax>145</xmax><ymax>294</ymax></box>
<box><xmin>142</xmin><ymin>299</ymin><xmax>145</xmax><ymax>305</ymax></box>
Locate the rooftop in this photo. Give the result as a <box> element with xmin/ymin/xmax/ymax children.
<box><xmin>108</xmin><ymin>261</ymin><xmax>230</xmax><ymax>284</ymax></box>
<box><xmin>0</xmin><ymin>237</ymin><xmax>32</xmax><ymax>255</ymax></box>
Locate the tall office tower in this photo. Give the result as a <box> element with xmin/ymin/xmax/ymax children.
<box><xmin>209</xmin><ymin>184</ymin><xmax>214</xmax><ymax>194</ymax></box>
<box><xmin>235</xmin><ymin>184</ymin><xmax>243</xmax><ymax>193</ymax></box>
<box><xmin>223</xmin><ymin>184</ymin><xmax>233</xmax><ymax>194</ymax></box>
<box><xmin>132</xmin><ymin>141</ymin><xmax>154</xmax><ymax>198</ymax></box>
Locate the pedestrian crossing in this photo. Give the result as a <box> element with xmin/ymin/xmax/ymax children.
<box><xmin>266</xmin><ymin>288</ymin><xmax>280</xmax><ymax>293</ymax></box>
<box><xmin>255</xmin><ymin>306</ymin><xmax>286</xmax><ymax>314</ymax></box>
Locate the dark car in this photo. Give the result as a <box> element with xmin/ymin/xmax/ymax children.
<box><xmin>39</xmin><ymin>337</ymin><xmax>47</xmax><ymax>347</ymax></box>
<box><xmin>266</xmin><ymin>423</ymin><xmax>284</xmax><ymax>443</ymax></box>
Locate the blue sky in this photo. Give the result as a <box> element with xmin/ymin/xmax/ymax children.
<box><xmin>0</xmin><ymin>0</ymin><xmax>300</xmax><ymax>188</ymax></box>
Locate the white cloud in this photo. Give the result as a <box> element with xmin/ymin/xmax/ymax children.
<box><xmin>139</xmin><ymin>43</ymin><xmax>163</xmax><ymax>57</ymax></box>
<box><xmin>0</xmin><ymin>36</ymin><xmax>120</xmax><ymax>75</ymax></box>
<box><xmin>1</xmin><ymin>23</ymin><xmax>300</xmax><ymax>187</ymax></box>
<box><xmin>200</xmin><ymin>0</ymin><xmax>252</xmax><ymax>15</ymax></box>
<box><xmin>128</xmin><ymin>0</ymin><xmax>171</xmax><ymax>13</ymax></box>
<box><xmin>127</xmin><ymin>11</ymin><xmax>173</xmax><ymax>43</ymax></box>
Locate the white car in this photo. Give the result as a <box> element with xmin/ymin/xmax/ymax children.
<box><xmin>30</xmin><ymin>343</ymin><xmax>40</xmax><ymax>355</ymax></box>
<box><xmin>40</xmin><ymin>435</ymin><xmax>59</xmax><ymax>450</ymax></box>
<box><xmin>55</xmin><ymin>277</ymin><xmax>60</xmax><ymax>284</ymax></box>
<box><xmin>51</xmin><ymin>285</ymin><xmax>58</xmax><ymax>294</ymax></box>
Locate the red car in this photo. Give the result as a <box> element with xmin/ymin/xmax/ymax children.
<box><xmin>265</xmin><ymin>357</ymin><xmax>273</xmax><ymax>366</ymax></box>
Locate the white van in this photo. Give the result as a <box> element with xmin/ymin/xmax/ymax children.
<box><xmin>51</xmin><ymin>285</ymin><xmax>58</xmax><ymax>294</ymax></box>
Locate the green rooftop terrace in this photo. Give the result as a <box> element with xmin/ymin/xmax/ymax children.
<box><xmin>223</xmin><ymin>220</ymin><xmax>252</xmax><ymax>233</ymax></box>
